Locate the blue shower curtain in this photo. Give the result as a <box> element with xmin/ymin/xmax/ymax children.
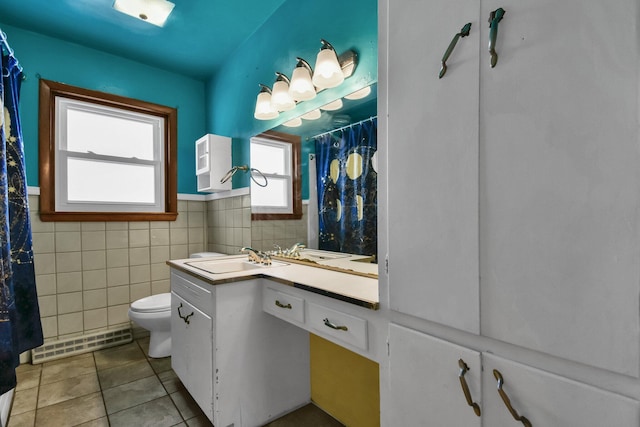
<box><xmin>314</xmin><ymin>118</ymin><xmax>377</xmax><ymax>256</ymax></box>
<box><xmin>0</xmin><ymin>42</ymin><xmax>43</xmax><ymax>394</ymax></box>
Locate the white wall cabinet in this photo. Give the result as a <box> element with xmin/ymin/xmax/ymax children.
<box><xmin>170</xmin><ymin>270</ymin><xmax>310</xmax><ymax>427</ymax></box>
<box><xmin>381</xmin><ymin>0</ymin><xmax>640</xmax><ymax>424</ymax></box>
<box><xmin>195</xmin><ymin>133</ymin><xmax>232</xmax><ymax>192</ymax></box>
<box><xmin>387</xmin><ymin>324</ymin><xmax>640</xmax><ymax>426</ymax></box>
<box><xmin>384</xmin><ymin>0</ymin><xmax>640</xmax><ymax>375</ymax></box>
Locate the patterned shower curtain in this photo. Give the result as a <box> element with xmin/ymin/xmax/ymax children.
<box><xmin>314</xmin><ymin>118</ymin><xmax>377</xmax><ymax>256</ymax></box>
<box><xmin>0</xmin><ymin>42</ymin><xmax>43</xmax><ymax>394</ymax></box>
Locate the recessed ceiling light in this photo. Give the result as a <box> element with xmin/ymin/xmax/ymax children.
<box><xmin>113</xmin><ymin>0</ymin><xmax>175</xmax><ymax>27</ymax></box>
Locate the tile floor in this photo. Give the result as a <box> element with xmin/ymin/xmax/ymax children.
<box><xmin>7</xmin><ymin>338</ymin><xmax>343</xmax><ymax>427</ymax></box>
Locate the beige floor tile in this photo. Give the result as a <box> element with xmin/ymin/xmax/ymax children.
<box><xmin>94</xmin><ymin>341</ymin><xmax>146</xmax><ymax>371</ymax></box>
<box><xmin>15</xmin><ymin>366</ymin><xmax>41</xmax><ymax>392</ymax></box>
<box><xmin>263</xmin><ymin>403</ymin><xmax>345</xmax><ymax>427</ymax></box>
<box><xmin>102</xmin><ymin>375</ymin><xmax>167</xmax><ymax>414</ymax></box>
<box><xmin>76</xmin><ymin>417</ymin><xmax>109</xmax><ymax>427</ymax></box>
<box><xmin>170</xmin><ymin>388</ymin><xmax>203</xmax><ymax>421</ymax></box>
<box><xmin>37</xmin><ymin>371</ymin><xmax>100</xmax><ymax>408</ymax></box>
<box><xmin>11</xmin><ymin>387</ymin><xmax>38</xmax><ymax>416</ymax></box>
<box><xmin>185</xmin><ymin>414</ymin><xmax>214</xmax><ymax>427</ymax></box>
<box><xmin>108</xmin><ymin>395</ymin><xmax>182</xmax><ymax>427</ymax></box>
<box><xmin>97</xmin><ymin>358</ymin><xmax>155</xmax><ymax>390</ymax></box>
<box><xmin>157</xmin><ymin>369</ymin><xmax>184</xmax><ymax>394</ymax></box>
<box><xmin>6</xmin><ymin>410</ymin><xmax>35</xmax><ymax>427</ymax></box>
<box><xmin>35</xmin><ymin>392</ymin><xmax>106</xmax><ymax>427</ymax></box>
<box><xmin>40</xmin><ymin>353</ymin><xmax>95</xmax><ymax>385</ymax></box>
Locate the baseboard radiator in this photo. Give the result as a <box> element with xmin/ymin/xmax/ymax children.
<box><xmin>31</xmin><ymin>327</ymin><xmax>132</xmax><ymax>364</ymax></box>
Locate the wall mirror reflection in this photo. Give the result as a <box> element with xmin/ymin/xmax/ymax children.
<box><xmin>249</xmin><ymin>83</ymin><xmax>378</xmax><ymax>269</ymax></box>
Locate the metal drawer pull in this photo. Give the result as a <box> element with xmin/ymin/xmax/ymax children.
<box><xmin>494</xmin><ymin>369</ymin><xmax>532</xmax><ymax>427</ymax></box>
<box><xmin>439</xmin><ymin>22</ymin><xmax>472</xmax><ymax>78</ymax></box>
<box><xmin>323</xmin><ymin>318</ymin><xmax>348</xmax><ymax>331</ymax></box>
<box><xmin>458</xmin><ymin>359</ymin><xmax>481</xmax><ymax>416</ymax></box>
<box><xmin>275</xmin><ymin>300</ymin><xmax>292</xmax><ymax>309</ymax></box>
<box><xmin>488</xmin><ymin>7</ymin><xmax>506</xmax><ymax>68</ymax></box>
<box><xmin>177</xmin><ymin>303</ymin><xmax>194</xmax><ymax>325</ymax></box>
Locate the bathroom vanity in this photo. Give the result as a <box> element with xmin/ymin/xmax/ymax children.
<box><xmin>167</xmin><ymin>252</ymin><xmax>382</xmax><ymax>427</ymax></box>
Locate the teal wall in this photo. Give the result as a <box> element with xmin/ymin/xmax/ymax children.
<box><xmin>0</xmin><ymin>0</ymin><xmax>376</xmax><ymax>197</ymax></box>
<box><xmin>205</xmin><ymin>0</ymin><xmax>378</xmax><ymax>197</ymax></box>
<box><xmin>0</xmin><ymin>24</ymin><xmax>206</xmax><ymax>194</ymax></box>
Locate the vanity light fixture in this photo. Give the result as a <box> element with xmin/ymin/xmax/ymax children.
<box><xmin>301</xmin><ymin>109</ymin><xmax>322</xmax><ymax>120</ymax></box>
<box><xmin>344</xmin><ymin>86</ymin><xmax>372</xmax><ymax>100</ymax></box>
<box><xmin>283</xmin><ymin>117</ymin><xmax>303</xmax><ymax>127</ymax></box>
<box><xmin>320</xmin><ymin>99</ymin><xmax>343</xmax><ymax>111</ymax></box>
<box><xmin>113</xmin><ymin>0</ymin><xmax>175</xmax><ymax>27</ymax></box>
<box><xmin>312</xmin><ymin>39</ymin><xmax>345</xmax><ymax>89</ymax></box>
<box><xmin>271</xmin><ymin>72</ymin><xmax>296</xmax><ymax>111</ymax></box>
<box><xmin>254</xmin><ymin>84</ymin><xmax>279</xmax><ymax>120</ymax></box>
<box><xmin>288</xmin><ymin>58</ymin><xmax>316</xmax><ymax>102</ymax></box>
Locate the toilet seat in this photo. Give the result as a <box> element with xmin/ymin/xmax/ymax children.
<box><xmin>130</xmin><ymin>293</ymin><xmax>171</xmax><ymax>313</ymax></box>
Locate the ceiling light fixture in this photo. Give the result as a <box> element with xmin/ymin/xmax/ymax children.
<box><xmin>320</xmin><ymin>99</ymin><xmax>343</xmax><ymax>111</ymax></box>
<box><xmin>283</xmin><ymin>117</ymin><xmax>303</xmax><ymax>127</ymax></box>
<box><xmin>113</xmin><ymin>0</ymin><xmax>175</xmax><ymax>27</ymax></box>
<box><xmin>301</xmin><ymin>109</ymin><xmax>322</xmax><ymax>120</ymax></box>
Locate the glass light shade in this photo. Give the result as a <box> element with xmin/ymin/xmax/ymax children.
<box><xmin>312</xmin><ymin>48</ymin><xmax>345</xmax><ymax>89</ymax></box>
<box><xmin>283</xmin><ymin>117</ymin><xmax>303</xmax><ymax>127</ymax></box>
<box><xmin>254</xmin><ymin>91</ymin><xmax>279</xmax><ymax>120</ymax></box>
<box><xmin>271</xmin><ymin>80</ymin><xmax>296</xmax><ymax>111</ymax></box>
<box><xmin>301</xmin><ymin>109</ymin><xmax>321</xmax><ymax>120</ymax></box>
<box><xmin>320</xmin><ymin>99</ymin><xmax>343</xmax><ymax>111</ymax></box>
<box><xmin>289</xmin><ymin>66</ymin><xmax>316</xmax><ymax>101</ymax></box>
<box><xmin>113</xmin><ymin>0</ymin><xmax>175</xmax><ymax>27</ymax></box>
<box><xmin>344</xmin><ymin>86</ymin><xmax>372</xmax><ymax>100</ymax></box>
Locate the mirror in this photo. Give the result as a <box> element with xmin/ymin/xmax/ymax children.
<box><xmin>249</xmin><ymin>83</ymin><xmax>378</xmax><ymax>275</ymax></box>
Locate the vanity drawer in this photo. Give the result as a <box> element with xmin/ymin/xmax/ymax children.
<box><xmin>307</xmin><ymin>302</ymin><xmax>368</xmax><ymax>351</ymax></box>
<box><xmin>263</xmin><ymin>286</ymin><xmax>305</xmax><ymax>324</ymax></box>
<box><xmin>171</xmin><ymin>271</ymin><xmax>212</xmax><ymax>313</ymax></box>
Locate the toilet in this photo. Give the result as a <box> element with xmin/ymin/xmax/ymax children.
<box><xmin>129</xmin><ymin>252</ymin><xmax>225</xmax><ymax>358</ymax></box>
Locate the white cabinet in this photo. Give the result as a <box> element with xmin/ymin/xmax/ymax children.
<box><xmin>386</xmin><ymin>324</ymin><xmax>640</xmax><ymax>426</ymax></box>
<box><xmin>195</xmin><ymin>133</ymin><xmax>231</xmax><ymax>192</ymax></box>
<box><xmin>384</xmin><ymin>0</ymin><xmax>640</xmax><ymax>376</ymax></box>
<box><xmin>170</xmin><ymin>270</ymin><xmax>310</xmax><ymax>427</ymax></box>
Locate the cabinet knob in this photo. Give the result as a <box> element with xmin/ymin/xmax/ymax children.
<box><xmin>458</xmin><ymin>359</ymin><xmax>481</xmax><ymax>416</ymax></box>
<box><xmin>494</xmin><ymin>369</ymin><xmax>532</xmax><ymax>427</ymax></box>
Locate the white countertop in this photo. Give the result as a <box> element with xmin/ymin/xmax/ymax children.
<box><xmin>167</xmin><ymin>254</ymin><xmax>380</xmax><ymax>310</ymax></box>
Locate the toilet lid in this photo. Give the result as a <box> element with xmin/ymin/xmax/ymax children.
<box><xmin>131</xmin><ymin>293</ymin><xmax>171</xmax><ymax>313</ymax></box>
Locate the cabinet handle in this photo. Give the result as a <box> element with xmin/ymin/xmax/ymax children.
<box><xmin>488</xmin><ymin>8</ymin><xmax>506</xmax><ymax>68</ymax></box>
<box><xmin>323</xmin><ymin>318</ymin><xmax>348</xmax><ymax>331</ymax></box>
<box><xmin>177</xmin><ymin>302</ymin><xmax>194</xmax><ymax>325</ymax></box>
<box><xmin>275</xmin><ymin>300</ymin><xmax>292</xmax><ymax>309</ymax></box>
<box><xmin>439</xmin><ymin>23</ymin><xmax>472</xmax><ymax>78</ymax></box>
<box><xmin>493</xmin><ymin>369</ymin><xmax>532</xmax><ymax>427</ymax></box>
<box><xmin>458</xmin><ymin>359</ymin><xmax>481</xmax><ymax>416</ymax></box>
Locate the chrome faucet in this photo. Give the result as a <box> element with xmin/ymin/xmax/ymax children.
<box><xmin>240</xmin><ymin>247</ymin><xmax>271</xmax><ymax>265</ymax></box>
<box><xmin>286</xmin><ymin>243</ymin><xmax>306</xmax><ymax>258</ymax></box>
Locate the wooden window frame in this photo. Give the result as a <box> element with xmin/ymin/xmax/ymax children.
<box><xmin>251</xmin><ymin>130</ymin><xmax>302</xmax><ymax>221</ymax></box>
<box><xmin>38</xmin><ymin>79</ymin><xmax>178</xmax><ymax>221</ymax></box>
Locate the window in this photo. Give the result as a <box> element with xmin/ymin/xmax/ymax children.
<box><xmin>39</xmin><ymin>79</ymin><xmax>177</xmax><ymax>221</ymax></box>
<box><xmin>250</xmin><ymin>131</ymin><xmax>301</xmax><ymax>220</ymax></box>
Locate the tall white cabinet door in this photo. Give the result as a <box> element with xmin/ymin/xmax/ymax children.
<box><xmin>386</xmin><ymin>324</ymin><xmax>482</xmax><ymax>426</ymax></box>
<box><xmin>482</xmin><ymin>353</ymin><xmax>640</xmax><ymax>426</ymax></box>
<box><xmin>387</xmin><ymin>0</ymin><xmax>481</xmax><ymax>333</ymax></box>
<box><xmin>479</xmin><ymin>0</ymin><xmax>640</xmax><ymax>376</ymax></box>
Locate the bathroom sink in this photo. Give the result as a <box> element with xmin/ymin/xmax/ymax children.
<box><xmin>186</xmin><ymin>259</ymin><xmax>289</xmax><ymax>274</ymax></box>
